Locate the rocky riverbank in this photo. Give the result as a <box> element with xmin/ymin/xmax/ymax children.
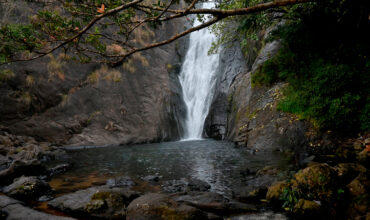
<box><xmin>1</xmin><ymin>125</ymin><xmax>369</xmax><ymax>220</ymax></box>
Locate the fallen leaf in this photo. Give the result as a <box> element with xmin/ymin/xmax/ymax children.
<box><xmin>97</xmin><ymin>4</ymin><xmax>105</xmax><ymax>13</ymax></box>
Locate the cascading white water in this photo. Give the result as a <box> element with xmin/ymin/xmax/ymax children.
<box><xmin>179</xmin><ymin>2</ymin><xmax>220</xmax><ymax>140</ymax></box>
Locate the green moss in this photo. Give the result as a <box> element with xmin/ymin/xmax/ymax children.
<box><xmin>91</xmin><ymin>191</ymin><xmax>111</xmax><ymax>200</ymax></box>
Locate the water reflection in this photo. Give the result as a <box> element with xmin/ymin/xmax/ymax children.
<box><xmin>50</xmin><ymin>140</ymin><xmax>288</xmax><ymax>196</ymax></box>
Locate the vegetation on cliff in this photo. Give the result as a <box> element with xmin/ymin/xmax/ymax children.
<box><xmin>241</xmin><ymin>0</ymin><xmax>370</xmax><ymax>134</ymax></box>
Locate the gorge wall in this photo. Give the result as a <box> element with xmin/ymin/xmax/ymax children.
<box><xmin>0</xmin><ymin>1</ymin><xmax>188</xmax><ymax>146</ymax></box>
<box><xmin>205</xmin><ymin>22</ymin><xmax>310</xmax><ymax>156</ymax></box>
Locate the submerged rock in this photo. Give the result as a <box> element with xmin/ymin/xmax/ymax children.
<box><xmin>0</xmin><ymin>195</ymin><xmax>74</xmax><ymax>220</ymax></box>
<box><xmin>48</xmin><ymin>186</ymin><xmax>140</xmax><ymax>219</ymax></box>
<box><xmin>162</xmin><ymin>178</ymin><xmax>211</xmax><ymax>193</ymax></box>
<box><xmin>3</xmin><ymin>176</ymin><xmax>51</xmax><ymax>200</ymax></box>
<box><xmin>174</xmin><ymin>192</ymin><xmax>257</xmax><ymax>214</ymax></box>
<box><xmin>106</xmin><ymin>176</ymin><xmax>135</xmax><ymax>188</ymax></box>
<box><xmin>47</xmin><ymin>163</ymin><xmax>72</xmax><ymax>177</ymax></box>
<box><xmin>142</xmin><ymin>175</ymin><xmax>161</xmax><ymax>183</ymax></box>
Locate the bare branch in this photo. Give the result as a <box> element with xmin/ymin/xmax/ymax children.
<box><xmin>1</xmin><ymin>0</ymin><xmax>144</xmax><ymax>65</ymax></box>
<box><xmin>111</xmin><ymin>15</ymin><xmax>222</xmax><ymax>66</ymax></box>
<box><xmin>1</xmin><ymin>0</ymin><xmax>314</xmax><ymax>66</ymax></box>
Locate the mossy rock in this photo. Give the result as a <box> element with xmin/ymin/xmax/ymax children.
<box><xmin>334</xmin><ymin>163</ymin><xmax>366</xmax><ymax>184</ymax></box>
<box><xmin>347</xmin><ymin>172</ymin><xmax>369</xmax><ymax>197</ymax></box>
<box><xmin>291</xmin><ymin>163</ymin><xmax>337</xmax><ymax>202</ymax></box>
<box><xmin>3</xmin><ymin>176</ymin><xmax>51</xmax><ymax>200</ymax></box>
<box><xmin>85</xmin><ymin>199</ymin><xmax>107</xmax><ymax>214</ymax></box>
<box><xmin>357</xmin><ymin>149</ymin><xmax>370</xmax><ymax>165</ymax></box>
<box><xmin>293</xmin><ymin>199</ymin><xmax>321</xmax><ymax>217</ymax></box>
<box><xmin>266</xmin><ymin>181</ymin><xmax>288</xmax><ymax>204</ymax></box>
<box><xmin>346</xmin><ymin>173</ymin><xmax>369</xmax><ymax>220</ymax></box>
<box><xmin>127</xmin><ymin>193</ymin><xmax>207</xmax><ymax>220</ymax></box>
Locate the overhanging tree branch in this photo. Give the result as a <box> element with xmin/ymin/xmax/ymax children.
<box><xmin>0</xmin><ymin>0</ymin><xmax>314</xmax><ymax>66</ymax></box>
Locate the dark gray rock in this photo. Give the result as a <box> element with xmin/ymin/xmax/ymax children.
<box><xmin>225</xmin><ymin>37</ymin><xmax>309</xmax><ymax>158</ymax></box>
<box><xmin>204</xmin><ymin>41</ymin><xmax>248</xmax><ymax>140</ymax></box>
<box><xmin>48</xmin><ymin>163</ymin><xmax>72</xmax><ymax>177</ymax></box>
<box><xmin>174</xmin><ymin>192</ymin><xmax>257</xmax><ymax>214</ymax></box>
<box><xmin>0</xmin><ymin>133</ymin><xmax>69</xmax><ymax>185</ymax></box>
<box><xmin>142</xmin><ymin>175</ymin><xmax>161</xmax><ymax>183</ymax></box>
<box><xmin>48</xmin><ymin>186</ymin><xmax>140</xmax><ymax>219</ymax></box>
<box><xmin>0</xmin><ymin>159</ymin><xmax>47</xmax><ymax>186</ymax></box>
<box><xmin>0</xmin><ymin>195</ymin><xmax>74</xmax><ymax>220</ymax></box>
<box><xmin>3</xmin><ymin>176</ymin><xmax>51</xmax><ymax>200</ymax></box>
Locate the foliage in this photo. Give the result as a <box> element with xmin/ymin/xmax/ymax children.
<box><xmin>0</xmin><ymin>0</ymin><xmax>160</xmax><ymax>64</ymax></box>
<box><xmin>210</xmin><ymin>0</ymin><xmax>271</xmax><ymax>54</ymax></box>
<box><xmin>280</xmin><ymin>186</ymin><xmax>300</xmax><ymax>211</ymax></box>
<box><xmin>0</xmin><ymin>24</ymin><xmax>41</xmax><ymax>63</ymax></box>
<box><xmin>251</xmin><ymin>0</ymin><xmax>370</xmax><ymax>134</ymax></box>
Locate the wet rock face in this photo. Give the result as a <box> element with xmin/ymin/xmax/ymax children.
<box><xmin>204</xmin><ymin>41</ymin><xmax>248</xmax><ymax>140</ymax></box>
<box><xmin>225</xmin><ymin>40</ymin><xmax>309</xmax><ymax>156</ymax></box>
<box><xmin>0</xmin><ymin>2</ymin><xmax>188</xmax><ymax>146</ymax></box>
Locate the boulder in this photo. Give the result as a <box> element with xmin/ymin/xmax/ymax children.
<box><xmin>293</xmin><ymin>199</ymin><xmax>322</xmax><ymax>218</ymax></box>
<box><xmin>48</xmin><ymin>186</ymin><xmax>140</xmax><ymax>219</ymax></box>
<box><xmin>3</xmin><ymin>176</ymin><xmax>51</xmax><ymax>200</ymax></box>
<box><xmin>334</xmin><ymin>163</ymin><xmax>366</xmax><ymax>184</ymax></box>
<box><xmin>347</xmin><ymin>172</ymin><xmax>369</xmax><ymax>197</ymax></box>
<box><xmin>48</xmin><ymin>163</ymin><xmax>72</xmax><ymax>177</ymax></box>
<box><xmin>126</xmin><ymin>193</ymin><xmax>207</xmax><ymax>220</ymax></box>
<box><xmin>266</xmin><ymin>181</ymin><xmax>288</xmax><ymax>204</ymax></box>
<box><xmin>0</xmin><ymin>159</ymin><xmax>47</xmax><ymax>185</ymax></box>
<box><xmin>291</xmin><ymin>163</ymin><xmax>337</xmax><ymax>202</ymax></box>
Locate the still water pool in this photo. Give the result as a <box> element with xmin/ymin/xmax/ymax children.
<box><xmin>49</xmin><ymin>139</ymin><xmax>288</xmax><ymax>196</ymax></box>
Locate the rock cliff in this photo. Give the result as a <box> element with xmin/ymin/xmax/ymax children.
<box><xmin>205</xmin><ymin>22</ymin><xmax>309</xmax><ymax>156</ymax></box>
<box><xmin>0</xmin><ymin>1</ymin><xmax>188</xmax><ymax>146</ymax></box>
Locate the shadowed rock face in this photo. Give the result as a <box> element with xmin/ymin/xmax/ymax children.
<box><xmin>0</xmin><ymin>2</ymin><xmax>188</xmax><ymax>146</ymax></box>
<box><xmin>205</xmin><ymin>21</ymin><xmax>309</xmax><ymax>157</ymax></box>
<box><xmin>204</xmin><ymin>41</ymin><xmax>248</xmax><ymax>140</ymax></box>
<box><xmin>225</xmin><ymin>39</ymin><xmax>309</xmax><ymax>155</ymax></box>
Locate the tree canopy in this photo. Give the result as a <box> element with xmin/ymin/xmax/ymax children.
<box><xmin>0</xmin><ymin>0</ymin><xmax>312</xmax><ymax>66</ymax></box>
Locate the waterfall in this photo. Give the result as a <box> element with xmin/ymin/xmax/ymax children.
<box><xmin>179</xmin><ymin>2</ymin><xmax>220</xmax><ymax>140</ymax></box>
